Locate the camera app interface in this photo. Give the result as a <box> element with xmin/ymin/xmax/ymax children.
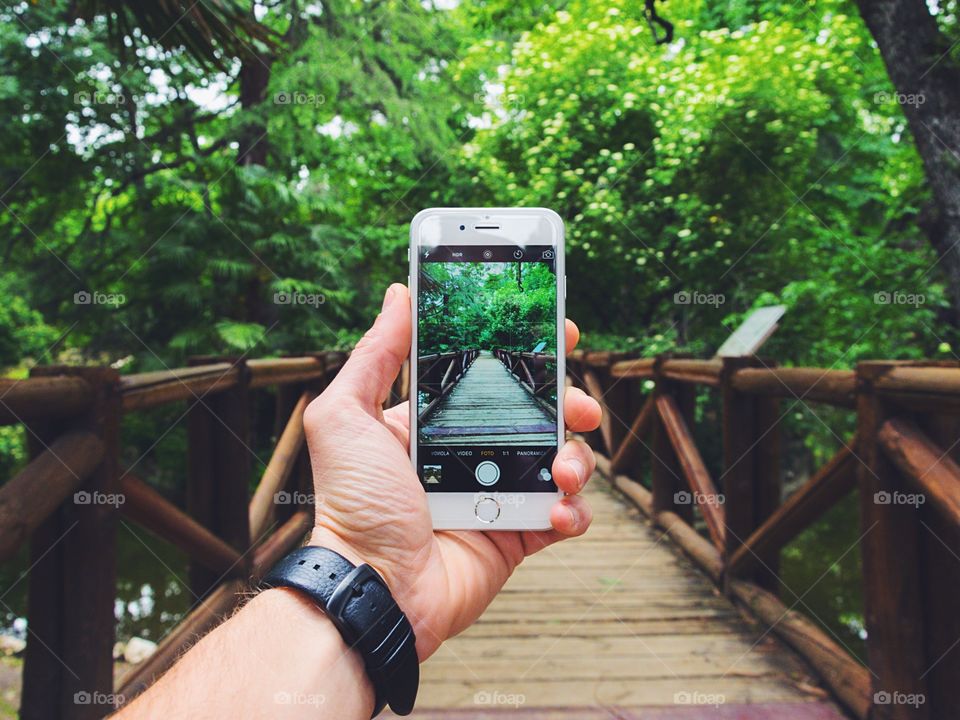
<box><xmin>417</xmin><ymin>244</ymin><xmax>558</xmax><ymax>493</ymax></box>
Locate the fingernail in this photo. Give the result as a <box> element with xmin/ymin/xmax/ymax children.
<box><xmin>566</xmin><ymin>503</ymin><xmax>580</xmax><ymax>527</ymax></box>
<box><xmin>381</xmin><ymin>285</ymin><xmax>396</xmax><ymax>313</ymax></box>
<box><xmin>565</xmin><ymin>457</ymin><xmax>586</xmax><ymax>490</ymax></box>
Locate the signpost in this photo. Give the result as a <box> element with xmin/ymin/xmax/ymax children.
<box><xmin>715</xmin><ymin>305</ymin><xmax>786</xmax><ymax>357</ymax></box>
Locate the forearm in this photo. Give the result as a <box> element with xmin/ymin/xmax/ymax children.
<box><xmin>118</xmin><ymin>588</ymin><xmax>375</xmax><ymax>719</ymax></box>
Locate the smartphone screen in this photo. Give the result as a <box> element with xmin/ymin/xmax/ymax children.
<box><xmin>415</xmin><ymin>241</ymin><xmax>560</xmax><ymax>494</ymax></box>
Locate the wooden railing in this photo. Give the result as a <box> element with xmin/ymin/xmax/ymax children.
<box><xmin>417</xmin><ymin>349</ymin><xmax>478</xmax><ymax>420</ymax></box>
<box><xmin>0</xmin><ymin>353</ymin><xmax>348</xmax><ymax>719</ymax></box>
<box><xmin>567</xmin><ymin>351</ymin><xmax>960</xmax><ymax>720</ymax></box>
<box><xmin>4</xmin><ymin>348</ymin><xmax>960</xmax><ymax>719</ymax></box>
<box><xmin>493</xmin><ymin>349</ymin><xmax>557</xmax><ymax>398</ymax></box>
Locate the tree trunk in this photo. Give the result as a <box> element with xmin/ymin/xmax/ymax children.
<box><xmin>238</xmin><ymin>54</ymin><xmax>271</xmax><ymax>166</ymax></box>
<box><xmin>856</xmin><ymin>0</ymin><xmax>960</xmax><ymax>324</ymax></box>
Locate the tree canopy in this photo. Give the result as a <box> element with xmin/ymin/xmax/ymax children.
<box><xmin>2</xmin><ymin>0</ymin><xmax>952</xmax><ymax>373</ymax></box>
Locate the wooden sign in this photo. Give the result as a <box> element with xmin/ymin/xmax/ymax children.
<box><xmin>715</xmin><ymin>305</ymin><xmax>786</xmax><ymax>357</ymax></box>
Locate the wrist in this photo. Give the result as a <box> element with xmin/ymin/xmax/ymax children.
<box><xmin>262</xmin><ymin>544</ymin><xmax>422</xmax><ymax>715</ymax></box>
<box><xmin>306</xmin><ymin>526</ymin><xmax>414</xmax><ymax>615</ymax></box>
<box><xmin>305</xmin><ymin>527</ymin><xmax>430</xmax><ymax>660</ymax></box>
<box><xmin>252</xmin><ymin>588</ymin><xmax>375</xmax><ymax>717</ymax></box>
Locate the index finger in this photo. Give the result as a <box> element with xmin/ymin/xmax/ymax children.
<box><xmin>565</xmin><ymin>319</ymin><xmax>580</xmax><ymax>355</ymax></box>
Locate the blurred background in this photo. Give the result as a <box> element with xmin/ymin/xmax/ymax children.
<box><xmin>2</xmin><ymin>0</ymin><xmax>958</xmax><ymax>713</ymax></box>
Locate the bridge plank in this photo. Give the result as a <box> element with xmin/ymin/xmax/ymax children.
<box><xmin>405</xmin><ymin>479</ymin><xmax>845</xmax><ymax>716</ymax></box>
<box><xmin>420</xmin><ymin>352</ymin><xmax>557</xmax><ymax>446</ymax></box>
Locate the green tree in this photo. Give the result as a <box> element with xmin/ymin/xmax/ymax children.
<box><xmin>459</xmin><ymin>0</ymin><xmax>948</xmax><ymax>364</ymax></box>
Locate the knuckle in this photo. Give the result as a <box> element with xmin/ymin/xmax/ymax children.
<box><xmin>303</xmin><ymin>395</ymin><xmax>327</xmax><ymax>430</ymax></box>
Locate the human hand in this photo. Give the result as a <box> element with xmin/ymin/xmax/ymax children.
<box><xmin>302</xmin><ymin>283</ymin><xmax>602</xmax><ymax>660</ymax></box>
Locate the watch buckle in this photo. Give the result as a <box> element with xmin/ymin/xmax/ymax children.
<box><xmin>327</xmin><ymin>563</ymin><xmax>381</xmax><ymax>620</ymax></box>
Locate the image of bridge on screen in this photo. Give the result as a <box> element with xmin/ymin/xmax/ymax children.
<box><xmin>417</xmin><ymin>257</ymin><xmax>558</xmax><ymax>447</ymax></box>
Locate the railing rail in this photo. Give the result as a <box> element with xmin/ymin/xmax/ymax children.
<box><xmin>567</xmin><ymin>351</ymin><xmax>960</xmax><ymax>720</ymax></box>
<box><xmin>493</xmin><ymin>349</ymin><xmax>557</xmax><ymax>398</ymax></box>
<box><xmin>417</xmin><ymin>349</ymin><xmax>479</xmax><ymax>420</ymax></box>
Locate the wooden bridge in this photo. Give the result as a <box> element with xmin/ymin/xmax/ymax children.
<box><xmin>1</xmin><ymin>350</ymin><xmax>959</xmax><ymax>719</ymax></box>
<box><xmin>418</xmin><ymin>349</ymin><xmax>557</xmax><ymax>445</ymax></box>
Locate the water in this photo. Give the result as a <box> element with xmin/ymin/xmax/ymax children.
<box><xmin>114</xmin><ymin>522</ymin><xmax>192</xmax><ymax>643</ymax></box>
<box><xmin>0</xmin><ymin>525</ymin><xmax>191</xmax><ymax>645</ymax></box>
<box><xmin>779</xmin><ymin>492</ymin><xmax>867</xmax><ymax>663</ymax></box>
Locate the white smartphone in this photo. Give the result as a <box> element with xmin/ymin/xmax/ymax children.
<box><xmin>409</xmin><ymin>208</ymin><xmax>565</xmax><ymax>530</ymax></box>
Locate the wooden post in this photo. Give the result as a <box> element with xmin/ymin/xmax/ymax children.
<box><xmin>650</xmin><ymin>357</ymin><xmax>692</xmax><ymax>521</ymax></box>
<box><xmin>721</xmin><ymin>357</ymin><xmax>782</xmax><ymax>592</ymax></box>
<box><xmin>914</xmin><ymin>405</ymin><xmax>960</xmax><ymax>718</ymax></box>
<box><xmin>187</xmin><ymin>357</ymin><xmax>251</xmax><ymax>598</ymax></box>
<box><xmin>855</xmin><ymin>362</ymin><xmax>928</xmax><ymax>720</ymax></box>
<box><xmin>21</xmin><ymin>367</ymin><xmax>120</xmax><ymax>720</ymax></box>
<box><xmin>721</xmin><ymin>357</ymin><xmax>755</xmax><ymax>578</ymax></box>
<box><xmin>600</xmin><ymin>352</ymin><xmax>632</xmax><ymax>457</ymax></box>
<box><xmin>753</xmin><ymin>388</ymin><xmax>782</xmax><ymax>591</ymax></box>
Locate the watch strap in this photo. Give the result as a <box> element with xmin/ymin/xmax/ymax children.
<box><xmin>261</xmin><ymin>547</ymin><xmax>419</xmax><ymax>716</ymax></box>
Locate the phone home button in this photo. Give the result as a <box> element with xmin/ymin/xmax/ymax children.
<box><xmin>475</xmin><ymin>497</ymin><xmax>501</xmax><ymax>523</ymax></box>
<box><xmin>475</xmin><ymin>461</ymin><xmax>500</xmax><ymax>486</ymax></box>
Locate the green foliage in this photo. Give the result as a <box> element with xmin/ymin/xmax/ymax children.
<box><xmin>419</xmin><ymin>262</ymin><xmax>556</xmax><ymax>353</ymax></box>
<box><xmin>1</xmin><ymin>0</ymin><xmax>469</xmax><ymax>372</ymax></box>
<box><xmin>0</xmin><ymin>275</ymin><xmax>59</xmax><ymax>368</ymax></box>
<box><xmin>460</xmin><ymin>0</ymin><xmax>950</xmax><ymax>364</ymax></box>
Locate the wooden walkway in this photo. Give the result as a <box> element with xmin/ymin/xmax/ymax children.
<box><xmin>391</xmin><ymin>477</ymin><xmax>846</xmax><ymax>719</ymax></box>
<box><xmin>421</xmin><ymin>351</ymin><xmax>556</xmax><ymax>445</ymax></box>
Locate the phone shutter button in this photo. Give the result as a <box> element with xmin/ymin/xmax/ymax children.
<box><xmin>475</xmin><ymin>497</ymin><xmax>501</xmax><ymax>523</ymax></box>
<box><xmin>475</xmin><ymin>461</ymin><xmax>500</xmax><ymax>486</ymax></box>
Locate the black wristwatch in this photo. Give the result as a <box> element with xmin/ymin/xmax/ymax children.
<box><xmin>261</xmin><ymin>547</ymin><xmax>419</xmax><ymax>716</ymax></box>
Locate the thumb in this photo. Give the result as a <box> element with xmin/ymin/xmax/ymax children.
<box><xmin>329</xmin><ymin>283</ymin><xmax>410</xmax><ymax>412</ymax></box>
